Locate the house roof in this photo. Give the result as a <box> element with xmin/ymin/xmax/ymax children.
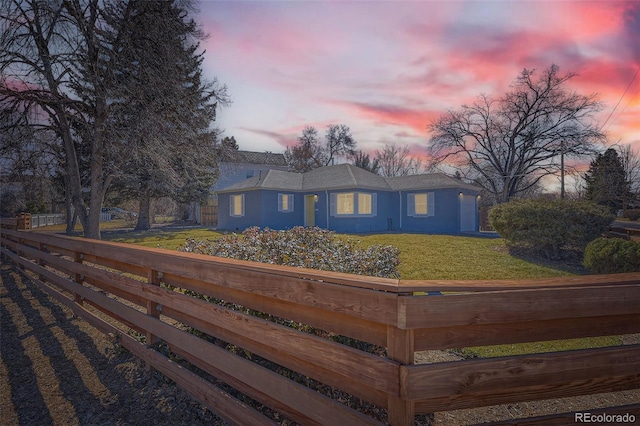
<box><xmin>222</xmin><ymin>150</ymin><xmax>288</xmax><ymax>166</ymax></box>
<box><xmin>386</xmin><ymin>173</ymin><xmax>481</xmax><ymax>192</ymax></box>
<box><xmin>218</xmin><ymin>163</ymin><xmax>481</xmax><ymax>193</ymax></box>
<box><xmin>222</xmin><ymin>169</ymin><xmax>303</xmax><ymax>191</ymax></box>
<box><xmin>303</xmin><ymin>163</ymin><xmax>391</xmax><ymax>190</ymax></box>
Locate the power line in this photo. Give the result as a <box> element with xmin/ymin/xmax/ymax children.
<box><xmin>607</xmin><ymin>85</ymin><xmax>640</xmax><ymax>132</ymax></box>
<box><xmin>601</xmin><ymin>66</ymin><xmax>640</xmax><ymax>131</ymax></box>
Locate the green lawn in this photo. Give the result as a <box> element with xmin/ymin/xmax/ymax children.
<box><xmin>105</xmin><ymin>227</ymin><xmax>223</xmax><ymax>250</ymax></box>
<box><xmin>35</xmin><ymin>223</ymin><xmax>572</xmax><ymax>279</ymax></box>
<box><xmin>71</xmin><ymin>226</ymin><xmax>573</xmax><ymax>280</ymax></box>
<box><xmin>35</xmin><ymin>223</ymin><xmax>621</xmax><ymax>356</ymax></box>
<box><xmin>355</xmin><ymin>234</ymin><xmax>572</xmax><ymax>280</ymax></box>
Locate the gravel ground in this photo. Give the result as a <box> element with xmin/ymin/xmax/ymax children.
<box><xmin>414</xmin><ymin>350</ymin><xmax>640</xmax><ymax>425</ymax></box>
<box><xmin>1</xmin><ymin>261</ymin><xmax>638</xmax><ymax>425</ymax></box>
<box><xmin>0</xmin><ymin>262</ymin><xmax>226</xmax><ymax>426</ymax></box>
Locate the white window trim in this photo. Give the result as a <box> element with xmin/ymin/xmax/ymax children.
<box><xmin>230</xmin><ymin>194</ymin><xmax>245</xmax><ymax>217</ymax></box>
<box><xmin>330</xmin><ymin>192</ymin><xmax>377</xmax><ymax>217</ymax></box>
<box><xmin>278</xmin><ymin>193</ymin><xmax>294</xmax><ymax>213</ymax></box>
<box><xmin>408</xmin><ymin>192</ymin><xmax>434</xmax><ymax>217</ymax></box>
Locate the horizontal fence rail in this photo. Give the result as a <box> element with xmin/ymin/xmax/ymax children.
<box><xmin>1</xmin><ymin>223</ymin><xmax>639</xmax><ymax>425</ymax></box>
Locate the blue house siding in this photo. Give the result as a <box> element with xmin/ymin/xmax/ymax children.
<box><xmin>217</xmin><ymin>164</ymin><xmax>481</xmax><ymax>234</ymax></box>
<box><xmin>218</xmin><ymin>190</ymin><xmax>263</xmax><ymax>231</ymax></box>
<box><xmin>219</xmin><ymin>190</ymin><xmax>307</xmax><ymax>231</ymax></box>
<box><xmin>259</xmin><ymin>190</ymin><xmax>305</xmax><ymax>229</ymax></box>
<box><xmin>324</xmin><ymin>190</ymin><xmax>395</xmax><ymax>233</ymax></box>
<box><xmin>397</xmin><ymin>189</ymin><xmax>479</xmax><ymax>234</ymax></box>
<box><xmin>218</xmin><ymin>188</ymin><xmax>479</xmax><ymax>234</ymax></box>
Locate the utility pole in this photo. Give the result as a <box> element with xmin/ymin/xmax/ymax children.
<box><xmin>560</xmin><ymin>140</ymin><xmax>565</xmax><ymax>199</ymax></box>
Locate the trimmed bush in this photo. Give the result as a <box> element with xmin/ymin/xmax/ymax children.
<box><xmin>489</xmin><ymin>199</ymin><xmax>613</xmax><ymax>259</ymax></box>
<box><xmin>180</xmin><ymin>226</ymin><xmax>400</xmax><ymax>278</ymax></box>
<box><xmin>625</xmin><ymin>209</ymin><xmax>640</xmax><ymax>221</ymax></box>
<box><xmin>584</xmin><ymin>237</ymin><xmax>640</xmax><ymax>273</ymax></box>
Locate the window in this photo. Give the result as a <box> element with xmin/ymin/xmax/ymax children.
<box><xmin>230</xmin><ymin>194</ymin><xmax>244</xmax><ymax>217</ymax></box>
<box><xmin>331</xmin><ymin>192</ymin><xmax>376</xmax><ymax>217</ymax></box>
<box><xmin>278</xmin><ymin>193</ymin><xmax>294</xmax><ymax>212</ymax></box>
<box><xmin>358</xmin><ymin>193</ymin><xmax>372</xmax><ymax>215</ymax></box>
<box><xmin>337</xmin><ymin>193</ymin><xmax>355</xmax><ymax>215</ymax></box>
<box><xmin>246</xmin><ymin>170</ymin><xmax>255</xmax><ymax>178</ymax></box>
<box><xmin>408</xmin><ymin>193</ymin><xmax>434</xmax><ymax>217</ymax></box>
<box><xmin>414</xmin><ymin>193</ymin><xmax>427</xmax><ymax>215</ymax></box>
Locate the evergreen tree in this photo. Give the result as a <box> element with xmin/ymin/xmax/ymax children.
<box><xmin>585</xmin><ymin>148</ymin><xmax>630</xmax><ymax>214</ymax></box>
<box><xmin>106</xmin><ymin>0</ymin><xmax>228</xmax><ymax>230</ymax></box>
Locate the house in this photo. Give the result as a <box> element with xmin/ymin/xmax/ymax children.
<box><xmin>193</xmin><ymin>150</ymin><xmax>288</xmax><ymax>224</ymax></box>
<box><xmin>214</xmin><ymin>150</ymin><xmax>289</xmax><ymax>193</ymax></box>
<box><xmin>217</xmin><ymin>163</ymin><xmax>481</xmax><ymax>234</ymax></box>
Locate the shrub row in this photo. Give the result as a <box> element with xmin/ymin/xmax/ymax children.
<box><xmin>624</xmin><ymin>209</ymin><xmax>640</xmax><ymax>221</ymax></box>
<box><xmin>489</xmin><ymin>199</ymin><xmax>613</xmax><ymax>259</ymax></box>
<box><xmin>583</xmin><ymin>237</ymin><xmax>640</xmax><ymax>274</ymax></box>
<box><xmin>180</xmin><ymin>226</ymin><xmax>400</xmax><ymax>278</ymax></box>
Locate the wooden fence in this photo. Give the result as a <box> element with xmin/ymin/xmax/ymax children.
<box><xmin>605</xmin><ymin>225</ymin><xmax>640</xmax><ymax>241</ymax></box>
<box><xmin>1</xmin><ymin>220</ymin><xmax>639</xmax><ymax>425</ymax></box>
<box><xmin>200</xmin><ymin>203</ymin><xmax>218</xmax><ymax>227</ymax></box>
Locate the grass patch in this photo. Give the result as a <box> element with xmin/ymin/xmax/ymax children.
<box><xmin>463</xmin><ymin>336</ymin><xmax>622</xmax><ymax>358</ymax></box>
<box><xmin>354</xmin><ymin>234</ymin><xmax>572</xmax><ymax>280</ymax></box>
<box><xmin>36</xmin><ymin>225</ymin><xmax>573</xmax><ymax>279</ymax></box>
<box><xmin>106</xmin><ymin>228</ymin><xmax>223</xmax><ymax>250</ymax></box>
<box><xmin>34</xmin><ymin>219</ymin><xmax>135</xmax><ymax>233</ymax></box>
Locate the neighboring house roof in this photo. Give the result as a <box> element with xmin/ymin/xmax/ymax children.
<box><xmin>221</xmin><ymin>170</ymin><xmax>303</xmax><ymax>191</ymax></box>
<box><xmin>218</xmin><ymin>163</ymin><xmax>481</xmax><ymax>193</ymax></box>
<box><xmin>222</xmin><ymin>150</ymin><xmax>287</xmax><ymax>166</ymax></box>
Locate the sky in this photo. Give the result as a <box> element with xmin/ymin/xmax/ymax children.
<box><xmin>196</xmin><ymin>0</ymin><xmax>640</xmax><ymax>167</ymax></box>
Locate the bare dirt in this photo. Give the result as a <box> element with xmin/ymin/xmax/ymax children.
<box><xmin>0</xmin><ymin>262</ymin><xmax>225</xmax><ymax>426</ymax></box>
<box><xmin>2</xmin><ymin>261</ymin><xmax>638</xmax><ymax>425</ymax></box>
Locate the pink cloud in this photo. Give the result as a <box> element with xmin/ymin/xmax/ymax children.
<box><xmin>198</xmin><ymin>1</ymin><xmax>639</xmax><ymax>170</ymax></box>
<box><xmin>339</xmin><ymin>102</ymin><xmax>442</xmax><ymax>134</ymax></box>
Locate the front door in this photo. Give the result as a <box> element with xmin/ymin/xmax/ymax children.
<box><xmin>305</xmin><ymin>195</ymin><xmax>315</xmax><ymax>227</ymax></box>
<box><xmin>459</xmin><ymin>194</ymin><xmax>477</xmax><ymax>232</ymax></box>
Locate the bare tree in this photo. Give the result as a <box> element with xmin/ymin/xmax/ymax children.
<box><xmin>617</xmin><ymin>144</ymin><xmax>640</xmax><ymax>209</ymax></box>
<box><xmin>285</xmin><ymin>124</ymin><xmax>356</xmax><ymax>172</ymax></box>
<box><xmin>1</xmin><ymin>0</ymin><xmax>226</xmax><ymax>236</ymax></box>
<box><xmin>324</xmin><ymin>124</ymin><xmax>356</xmax><ymax>166</ymax></box>
<box><xmin>428</xmin><ymin>65</ymin><xmax>605</xmax><ymax>204</ymax></box>
<box><xmin>1</xmin><ymin>0</ymin><xmax>131</xmax><ymax>238</ymax></box>
<box><xmin>0</xmin><ymin>105</ymin><xmax>59</xmax><ymax>215</ymax></box>
<box><xmin>285</xmin><ymin>126</ymin><xmax>324</xmax><ymax>172</ymax></box>
<box><xmin>374</xmin><ymin>143</ymin><xmax>423</xmax><ymax>177</ymax></box>
<box><xmin>351</xmin><ymin>150</ymin><xmax>380</xmax><ymax>174</ymax></box>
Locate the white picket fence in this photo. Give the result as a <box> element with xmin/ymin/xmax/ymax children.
<box><xmin>30</xmin><ymin>213</ymin><xmax>65</xmax><ymax>228</ymax></box>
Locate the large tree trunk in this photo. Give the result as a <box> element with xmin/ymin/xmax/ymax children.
<box><xmin>64</xmin><ymin>175</ymin><xmax>77</xmax><ymax>234</ymax></box>
<box><xmin>135</xmin><ymin>190</ymin><xmax>152</xmax><ymax>231</ymax></box>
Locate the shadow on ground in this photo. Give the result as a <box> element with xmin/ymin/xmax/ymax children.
<box><xmin>0</xmin><ymin>263</ymin><xmax>224</xmax><ymax>426</ymax></box>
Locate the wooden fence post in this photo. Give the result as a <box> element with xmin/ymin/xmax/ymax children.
<box><xmin>17</xmin><ymin>213</ymin><xmax>31</xmax><ymax>230</ymax></box>
<box><xmin>387</xmin><ymin>325</ymin><xmax>415</xmax><ymax>426</ymax></box>
<box><xmin>146</xmin><ymin>269</ymin><xmax>161</xmax><ymax>345</ymax></box>
<box><xmin>16</xmin><ymin>233</ymin><xmax>25</xmax><ymax>271</ymax></box>
<box><xmin>38</xmin><ymin>243</ymin><xmax>47</xmax><ymax>282</ymax></box>
<box><xmin>145</xmin><ymin>269</ymin><xmax>162</xmax><ymax>372</ymax></box>
<box><xmin>73</xmin><ymin>252</ymin><xmax>84</xmax><ymax>305</ymax></box>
